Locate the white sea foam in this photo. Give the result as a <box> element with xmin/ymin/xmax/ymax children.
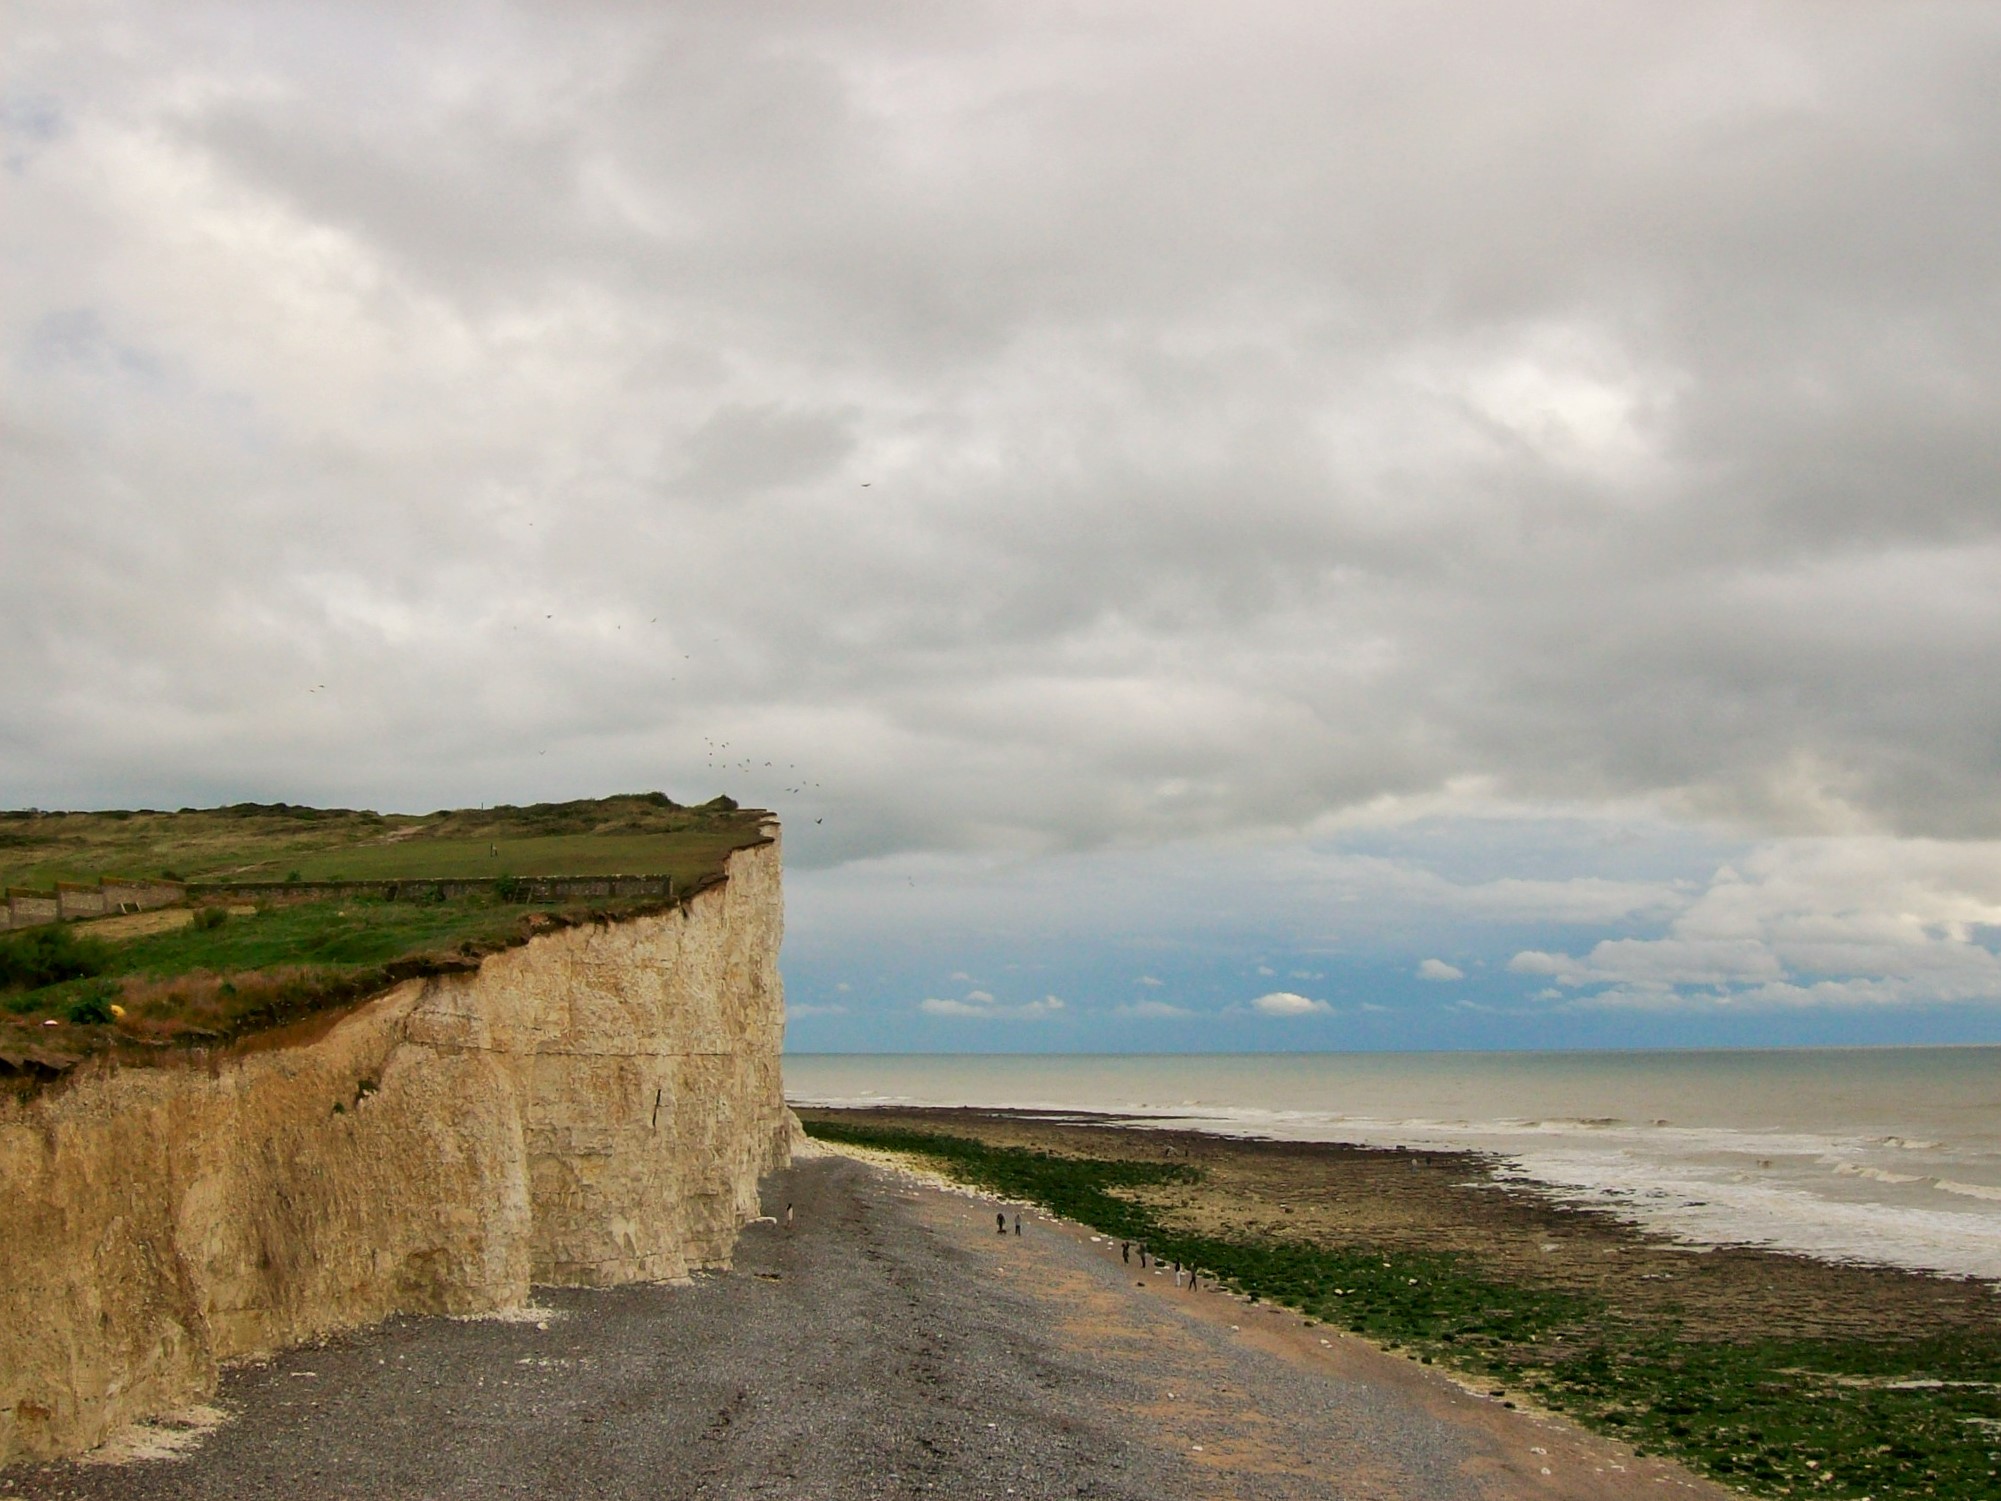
<box><xmin>1834</xmin><ymin>1164</ymin><xmax>1926</xmax><ymax>1185</ymax></box>
<box><xmin>1936</xmin><ymin>1180</ymin><xmax>2001</xmax><ymax>1203</ymax></box>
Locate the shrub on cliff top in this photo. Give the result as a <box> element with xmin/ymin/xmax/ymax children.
<box><xmin>65</xmin><ymin>986</ymin><xmax>115</xmax><ymax>1025</ymax></box>
<box><xmin>0</xmin><ymin>925</ymin><xmax>110</xmax><ymax>991</ymax></box>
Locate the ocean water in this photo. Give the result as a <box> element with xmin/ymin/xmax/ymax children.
<box><xmin>784</xmin><ymin>1049</ymin><xmax>2001</xmax><ymax>1282</ymax></box>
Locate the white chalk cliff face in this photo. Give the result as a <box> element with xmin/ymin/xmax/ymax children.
<box><xmin>0</xmin><ymin>838</ymin><xmax>793</xmax><ymax>1465</ymax></box>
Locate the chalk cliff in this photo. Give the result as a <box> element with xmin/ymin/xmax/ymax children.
<box><xmin>0</xmin><ymin>837</ymin><xmax>792</xmax><ymax>1465</ymax></box>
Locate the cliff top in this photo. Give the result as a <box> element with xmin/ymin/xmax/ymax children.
<box><xmin>0</xmin><ymin>792</ymin><xmax>763</xmax><ymax>890</ymax></box>
<box><xmin>0</xmin><ymin>794</ymin><xmax>773</xmax><ymax>1093</ymax></box>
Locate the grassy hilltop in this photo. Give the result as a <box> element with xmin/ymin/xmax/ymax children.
<box><xmin>0</xmin><ymin>794</ymin><xmax>772</xmax><ymax>1089</ymax></box>
<box><xmin>0</xmin><ymin>791</ymin><xmax>764</xmax><ymax>889</ymax></box>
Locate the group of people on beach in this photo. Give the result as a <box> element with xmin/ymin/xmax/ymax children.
<box><xmin>993</xmin><ymin>1208</ymin><xmax>1204</xmax><ymax>1289</ymax></box>
<box><xmin>1120</xmin><ymin>1239</ymin><xmax>1200</xmax><ymax>1288</ymax></box>
<box><xmin>996</xmin><ymin>1208</ymin><xmax>1200</xmax><ymax>1296</ymax></box>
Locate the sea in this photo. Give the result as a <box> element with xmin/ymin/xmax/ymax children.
<box><xmin>784</xmin><ymin>1048</ymin><xmax>2001</xmax><ymax>1283</ymax></box>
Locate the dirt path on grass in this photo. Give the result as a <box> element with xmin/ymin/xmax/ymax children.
<box><xmin>3</xmin><ymin>1155</ymin><xmax>1727</xmax><ymax>1501</ymax></box>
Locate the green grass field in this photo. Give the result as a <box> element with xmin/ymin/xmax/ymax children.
<box><xmin>0</xmin><ymin>792</ymin><xmax>766</xmax><ymax>887</ymax></box>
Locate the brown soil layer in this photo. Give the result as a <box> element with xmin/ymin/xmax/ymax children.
<box><xmin>797</xmin><ymin>1106</ymin><xmax>2001</xmax><ymax>1346</ymax></box>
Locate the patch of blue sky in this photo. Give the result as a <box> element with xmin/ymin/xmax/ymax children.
<box><xmin>781</xmin><ymin>815</ymin><xmax>2001</xmax><ymax>1052</ymax></box>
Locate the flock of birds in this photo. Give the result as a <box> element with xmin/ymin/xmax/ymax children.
<box><xmin>701</xmin><ymin>739</ymin><xmax>825</xmax><ymax>821</ymax></box>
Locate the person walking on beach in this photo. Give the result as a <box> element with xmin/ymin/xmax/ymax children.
<box><xmin>1014</xmin><ymin>1213</ymin><xmax>1022</xmax><ymax>1236</ymax></box>
<box><xmin>997</xmin><ymin>1211</ymin><xmax>1008</xmax><ymax>1235</ymax></box>
<box><xmin>1121</xmin><ymin>1241</ymin><xmax>1131</xmax><ymax>1263</ymax></box>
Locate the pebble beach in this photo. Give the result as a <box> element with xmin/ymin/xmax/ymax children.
<box><xmin>6</xmin><ymin>1144</ymin><xmax>1734</xmax><ymax>1501</ymax></box>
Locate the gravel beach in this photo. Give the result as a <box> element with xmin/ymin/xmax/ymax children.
<box><xmin>3</xmin><ymin>1152</ymin><xmax>1727</xmax><ymax>1500</ymax></box>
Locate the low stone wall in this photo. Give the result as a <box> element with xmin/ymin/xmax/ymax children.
<box><xmin>101</xmin><ymin>879</ymin><xmax>185</xmax><ymax>913</ymax></box>
<box><xmin>187</xmin><ymin>874</ymin><xmax>684</xmax><ymax>908</ymax></box>
<box><xmin>55</xmin><ymin>884</ymin><xmax>106</xmax><ymax>920</ymax></box>
<box><xmin>1</xmin><ymin>873</ymin><xmax>715</xmax><ymax>933</ymax></box>
<box><xmin>3</xmin><ymin>891</ymin><xmax>60</xmax><ymax>931</ymax></box>
<box><xmin>3</xmin><ymin>879</ymin><xmax>183</xmax><ymax>933</ymax></box>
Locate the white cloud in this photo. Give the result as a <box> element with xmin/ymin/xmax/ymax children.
<box><xmin>919</xmin><ymin>993</ymin><xmax>1066</xmax><ymax>1019</ymax></box>
<box><xmin>1512</xmin><ymin>838</ymin><xmax>2001</xmax><ymax>1009</ymax></box>
<box><xmin>786</xmin><ymin>1002</ymin><xmax>849</xmax><ymax>1018</ymax></box>
<box><xmin>1508</xmin><ymin>951</ymin><xmax>1568</xmax><ymax>975</ymax></box>
<box><xmin>1136</xmin><ymin>974</ymin><xmax>1164</xmax><ymax>987</ymax></box>
<box><xmin>919</xmin><ymin>998</ymin><xmax>986</xmax><ymax>1016</ymax></box>
<box><xmin>1117</xmin><ymin>999</ymin><xmax>1192</xmax><ymax>1019</ymax></box>
<box><xmin>1251</xmin><ymin>991</ymin><xmax>1331</xmax><ymax>1016</ymax></box>
<box><xmin>1416</xmin><ymin>959</ymin><xmax>1464</xmax><ymax>981</ymax></box>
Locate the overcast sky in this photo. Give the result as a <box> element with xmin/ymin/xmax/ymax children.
<box><xmin>7</xmin><ymin>2</ymin><xmax>2001</xmax><ymax>1050</ymax></box>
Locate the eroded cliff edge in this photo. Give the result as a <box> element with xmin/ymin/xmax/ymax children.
<box><xmin>0</xmin><ymin>837</ymin><xmax>793</xmax><ymax>1465</ymax></box>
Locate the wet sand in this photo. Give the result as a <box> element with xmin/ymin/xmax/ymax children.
<box><xmin>4</xmin><ymin>1150</ymin><xmax>1729</xmax><ymax>1501</ymax></box>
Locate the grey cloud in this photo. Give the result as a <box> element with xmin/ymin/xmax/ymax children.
<box><xmin>3</xmin><ymin>0</ymin><xmax>2000</xmax><ymax>861</ymax></box>
<box><xmin>677</xmin><ymin>404</ymin><xmax>855</xmax><ymax>503</ymax></box>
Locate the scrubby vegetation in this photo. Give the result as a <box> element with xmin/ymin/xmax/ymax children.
<box><xmin>805</xmin><ymin>1119</ymin><xmax>2001</xmax><ymax>1501</ymax></box>
<box><xmin>0</xmin><ymin>925</ymin><xmax>110</xmax><ymax>992</ymax></box>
